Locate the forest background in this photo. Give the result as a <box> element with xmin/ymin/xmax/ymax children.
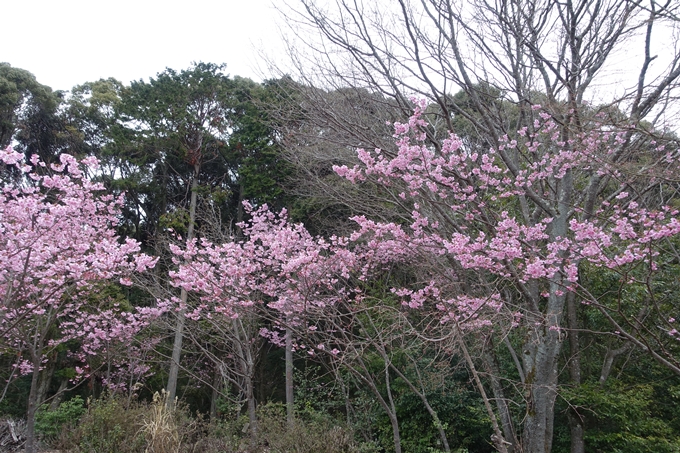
<box><xmin>3</xmin><ymin>1</ymin><xmax>680</xmax><ymax>453</ymax></box>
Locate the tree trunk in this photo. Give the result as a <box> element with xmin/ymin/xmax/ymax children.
<box><xmin>342</xmin><ymin>347</ymin><xmax>403</xmax><ymax>453</ymax></box>
<box><xmin>233</xmin><ymin>318</ymin><xmax>258</xmax><ymax>436</ymax></box>
<box><xmin>387</xmin><ymin>362</ymin><xmax>451</xmax><ymax>452</ymax></box>
<box><xmin>166</xmin><ymin>162</ymin><xmax>200</xmax><ymax>408</ymax></box>
<box><xmin>568</xmin><ymin>414</ymin><xmax>585</xmax><ymax>453</ymax></box>
<box><xmin>457</xmin><ymin>334</ymin><xmax>509</xmax><ymax>453</ymax></box>
<box><xmin>521</xmin><ymin>261</ymin><xmax>569</xmax><ymax>453</ymax></box>
<box><xmin>245</xmin><ymin>371</ymin><xmax>257</xmax><ymax>436</ymax></box>
<box><xmin>520</xmin><ymin>163</ymin><xmax>572</xmax><ymax>453</ymax></box>
<box><xmin>236</xmin><ymin>183</ymin><xmax>245</xmax><ymax>238</ymax></box>
<box><xmin>566</xmin><ymin>294</ymin><xmax>585</xmax><ymax>453</ymax></box>
<box><xmin>166</xmin><ymin>307</ymin><xmax>185</xmax><ymax>407</ymax></box>
<box><xmin>482</xmin><ymin>347</ymin><xmax>518</xmax><ymax>452</ymax></box>
<box><xmin>285</xmin><ymin>325</ymin><xmax>294</xmax><ymax>426</ymax></box>
<box><xmin>48</xmin><ymin>378</ymin><xmax>69</xmax><ymax>411</ymax></box>
<box><xmin>388</xmin><ymin>411</ymin><xmax>402</xmax><ymax>453</ymax></box>
<box><xmin>35</xmin><ymin>352</ymin><xmax>56</xmax><ymax>408</ymax></box>
<box><xmin>599</xmin><ymin>343</ymin><xmax>632</xmax><ymax>385</ymax></box>
<box><xmin>383</xmin><ymin>364</ymin><xmax>403</xmax><ymax>453</ymax></box>
<box><xmin>25</xmin><ymin>353</ymin><xmax>43</xmax><ymax>453</ymax></box>
<box><xmin>210</xmin><ymin>365</ymin><xmax>221</xmax><ymax>421</ymax></box>
<box><xmin>521</xmin><ymin>332</ymin><xmax>561</xmax><ymax>453</ymax></box>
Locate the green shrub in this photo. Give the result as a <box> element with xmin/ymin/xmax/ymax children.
<box><xmin>255</xmin><ymin>403</ymin><xmax>376</xmax><ymax>453</ymax></box>
<box><xmin>36</xmin><ymin>394</ymin><xmax>382</xmax><ymax>453</ymax></box>
<box><xmin>35</xmin><ymin>395</ymin><xmax>85</xmax><ymax>446</ymax></box>
<box><xmin>561</xmin><ymin>381</ymin><xmax>680</xmax><ymax>453</ymax></box>
<box><xmin>75</xmin><ymin>396</ymin><xmax>148</xmax><ymax>453</ymax></box>
<box><xmin>71</xmin><ymin>394</ymin><xmax>211</xmax><ymax>453</ymax></box>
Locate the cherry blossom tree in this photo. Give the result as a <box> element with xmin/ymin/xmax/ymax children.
<box><xmin>170</xmin><ymin>200</ymin><xmax>430</xmax><ymax>451</ymax></box>
<box><xmin>169</xmin><ymin>202</ymin><xmax>359</xmax><ymax>432</ymax></box>
<box><xmin>275</xmin><ymin>1</ymin><xmax>680</xmax><ymax>448</ymax></box>
<box><xmin>333</xmin><ymin>101</ymin><xmax>680</xmax><ymax>452</ymax></box>
<box><xmin>0</xmin><ymin>146</ymin><xmax>160</xmax><ymax>453</ymax></box>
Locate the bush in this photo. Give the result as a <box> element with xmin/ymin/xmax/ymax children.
<box><xmin>254</xmin><ymin>403</ymin><xmax>376</xmax><ymax>453</ymax></box>
<box><xmin>34</xmin><ymin>394</ymin><xmax>380</xmax><ymax>453</ymax></box>
<box><xmin>35</xmin><ymin>395</ymin><xmax>85</xmax><ymax>447</ymax></box>
<box><xmin>560</xmin><ymin>381</ymin><xmax>680</xmax><ymax>453</ymax></box>
<box><xmin>75</xmin><ymin>396</ymin><xmax>148</xmax><ymax>453</ymax></box>
<box><xmin>67</xmin><ymin>393</ymin><xmax>210</xmax><ymax>453</ymax></box>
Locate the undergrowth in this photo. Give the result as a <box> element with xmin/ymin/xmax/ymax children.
<box><xmin>34</xmin><ymin>395</ymin><xmax>370</xmax><ymax>453</ymax></box>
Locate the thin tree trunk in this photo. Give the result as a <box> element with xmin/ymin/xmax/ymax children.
<box><xmin>285</xmin><ymin>325</ymin><xmax>294</xmax><ymax>426</ymax></box>
<box><xmin>245</xmin><ymin>372</ymin><xmax>257</xmax><ymax>435</ymax></box>
<box><xmin>35</xmin><ymin>352</ymin><xmax>56</xmax><ymax>408</ymax></box>
<box><xmin>567</xmin><ymin>294</ymin><xmax>584</xmax><ymax>453</ymax></box>
<box><xmin>25</xmin><ymin>352</ymin><xmax>43</xmax><ymax>453</ymax></box>
<box><xmin>232</xmin><ymin>318</ymin><xmax>258</xmax><ymax>436</ymax></box>
<box><xmin>383</xmin><ymin>364</ymin><xmax>403</xmax><ymax>453</ymax></box>
<box><xmin>236</xmin><ymin>183</ymin><xmax>245</xmax><ymax>238</ymax></box>
<box><xmin>482</xmin><ymin>346</ymin><xmax>518</xmax><ymax>452</ymax></box>
<box><xmin>457</xmin><ymin>333</ymin><xmax>509</xmax><ymax>453</ymax></box>
<box><xmin>342</xmin><ymin>351</ymin><xmax>403</xmax><ymax>453</ymax></box>
<box><xmin>388</xmin><ymin>409</ymin><xmax>402</xmax><ymax>453</ymax></box>
<box><xmin>167</xmin><ymin>162</ymin><xmax>200</xmax><ymax>408</ymax></box>
<box><xmin>48</xmin><ymin>378</ymin><xmax>69</xmax><ymax>411</ymax></box>
<box><xmin>599</xmin><ymin>343</ymin><xmax>632</xmax><ymax>385</ymax></box>
<box><xmin>387</xmin><ymin>362</ymin><xmax>451</xmax><ymax>452</ymax></box>
<box><xmin>210</xmin><ymin>365</ymin><xmax>221</xmax><ymax>421</ymax></box>
<box><xmin>166</xmin><ymin>306</ymin><xmax>185</xmax><ymax>407</ymax></box>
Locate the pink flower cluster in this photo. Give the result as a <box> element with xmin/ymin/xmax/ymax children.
<box><xmin>0</xmin><ymin>147</ymin><xmax>161</xmax><ymax>375</ymax></box>
<box><xmin>333</xmin><ymin>102</ymin><xmax>680</xmax><ymax>328</ymax></box>
<box><xmin>169</xmin><ymin>101</ymin><xmax>680</xmax><ymax>352</ymax></box>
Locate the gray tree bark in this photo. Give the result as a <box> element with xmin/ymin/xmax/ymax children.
<box><xmin>285</xmin><ymin>325</ymin><xmax>294</xmax><ymax>426</ymax></box>
<box><xmin>167</xmin><ymin>162</ymin><xmax>200</xmax><ymax>407</ymax></box>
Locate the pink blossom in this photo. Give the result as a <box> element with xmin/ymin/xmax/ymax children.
<box><xmin>0</xmin><ymin>147</ymin><xmax>160</xmax><ymax>379</ymax></box>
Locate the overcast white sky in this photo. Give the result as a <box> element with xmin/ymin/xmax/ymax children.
<box><xmin>2</xmin><ymin>0</ymin><xmax>284</xmax><ymax>91</ymax></box>
<box><xmin>3</xmin><ymin>0</ymin><xmax>678</xmax><ymax>125</ymax></box>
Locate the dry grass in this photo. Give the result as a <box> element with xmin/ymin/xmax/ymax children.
<box><xmin>140</xmin><ymin>391</ymin><xmax>181</xmax><ymax>453</ymax></box>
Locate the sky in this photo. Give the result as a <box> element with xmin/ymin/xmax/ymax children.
<box><xmin>3</xmin><ymin>0</ymin><xmax>678</xmax><ymax>127</ymax></box>
<box><xmin>2</xmin><ymin>0</ymin><xmax>285</xmax><ymax>91</ymax></box>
